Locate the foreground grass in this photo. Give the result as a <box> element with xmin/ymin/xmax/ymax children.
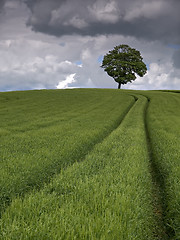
<box><xmin>0</xmin><ymin>94</ymin><xmax>156</xmax><ymax>240</ymax></box>
<box><xmin>144</xmin><ymin>91</ymin><xmax>180</xmax><ymax>238</ymax></box>
<box><xmin>123</xmin><ymin>89</ymin><xmax>180</xmax><ymax>238</ymax></box>
<box><xmin>1</xmin><ymin>89</ymin><xmax>180</xmax><ymax>239</ymax></box>
<box><xmin>0</xmin><ymin>89</ymin><xmax>134</xmax><ymax>214</ymax></box>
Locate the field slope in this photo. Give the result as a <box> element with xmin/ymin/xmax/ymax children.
<box><xmin>0</xmin><ymin>89</ymin><xmax>180</xmax><ymax>239</ymax></box>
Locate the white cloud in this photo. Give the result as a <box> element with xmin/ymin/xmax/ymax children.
<box><xmin>56</xmin><ymin>73</ymin><xmax>76</xmax><ymax>89</ymax></box>
<box><xmin>0</xmin><ymin>38</ymin><xmax>82</xmax><ymax>91</ymax></box>
<box><xmin>125</xmin><ymin>62</ymin><xmax>180</xmax><ymax>90</ymax></box>
<box><xmin>88</xmin><ymin>0</ymin><xmax>120</xmax><ymax>23</ymax></box>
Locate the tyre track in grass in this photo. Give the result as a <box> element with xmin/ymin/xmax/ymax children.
<box><xmin>0</xmin><ymin>95</ymin><xmax>137</xmax><ymax>218</ymax></box>
<box><xmin>143</xmin><ymin>95</ymin><xmax>176</xmax><ymax>240</ymax></box>
<box><xmin>0</xmin><ymin>95</ymin><xmax>156</xmax><ymax>239</ymax></box>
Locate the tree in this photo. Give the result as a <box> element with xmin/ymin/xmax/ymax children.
<box><xmin>101</xmin><ymin>44</ymin><xmax>147</xmax><ymax>89</ymax></box>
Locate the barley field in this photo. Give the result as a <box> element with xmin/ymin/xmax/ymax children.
<box><xmin>0</xmin><ymin>89</ymin><xmax>179</xmax><ymax>239</ymax></box>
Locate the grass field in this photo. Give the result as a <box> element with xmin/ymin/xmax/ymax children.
<box><xmin>0</xmin><ymin>89</ymin><xmax>179</xmax><ymax>239</ymax></box>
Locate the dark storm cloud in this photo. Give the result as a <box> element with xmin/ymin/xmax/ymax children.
<box><xmin>0</xmin><ymin>0</ymin><xmax>6</xmax><ymax>11</ymax></box>
<box><xmin>24</xmin><ymin>0</ymin><xmax>180</xmax><ymax>43</ymax></box>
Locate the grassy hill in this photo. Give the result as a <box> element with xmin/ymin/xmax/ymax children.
<box><xmin>0</xmin><ymin>89</ymin><xmax>180</xmax><ymax>239</ymax></box>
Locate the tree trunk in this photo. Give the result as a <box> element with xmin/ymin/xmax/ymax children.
<box><xmin>118</xmin><ymin>82</ymin><xmax>121</xmax><ymax>89</ymax></box>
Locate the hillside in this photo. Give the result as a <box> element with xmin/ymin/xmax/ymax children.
<box><xmin>0</xmin><ymin>89</ymin><xmax>180</xmax><ymax>239</ymax></box>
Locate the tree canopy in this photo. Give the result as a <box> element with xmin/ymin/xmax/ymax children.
<box><xmin>101</xmin><ymin>44</ymin><xmax>147</xmax><ymax>89</ymax></box>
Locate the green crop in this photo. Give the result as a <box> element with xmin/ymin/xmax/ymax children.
<box><xmin>0</xmin><ymin>89</ymin><xmax>180</xmax><ymax>239</ymax></box>
<box><xmin>0</xmin><ymin>89</ymin><xmax>134</xmax><ymax>214</ymax></box>
<box><xmin>0</xmin><ymin>93</ymin><xmax>156</xmax><ymax>240</ymax></box>
<box><xmin>144</xmin><ymin>91</ymin><xmax>180</xmax><ymax>238</ymax></box>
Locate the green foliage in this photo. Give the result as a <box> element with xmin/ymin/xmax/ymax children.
<box><xmin>101</xmin><ymin>44</ymin><xmax>147</xmax><ymax>88</ymax></box>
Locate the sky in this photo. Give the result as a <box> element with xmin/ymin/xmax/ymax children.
<box><xmin>0</xmin><ymin>0</ymin><xmax>180</xmax><ymax>91</ymax></box>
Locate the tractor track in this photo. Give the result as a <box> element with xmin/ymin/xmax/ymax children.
<box><xmin>143</xmin><ymin>95</ymin><xmax>176</xmax><ymax>240</ymax></box>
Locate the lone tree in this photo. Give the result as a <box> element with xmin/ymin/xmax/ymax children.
<box><xmin>101</xmin><ymin>44</ymin><xmax>147</xmax><ymax>89</ymax></box>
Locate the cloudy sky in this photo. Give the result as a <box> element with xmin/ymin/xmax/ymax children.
<box><xmin>0</xmin><ymin>0</ymin><xmax>180</xmax><ymax>91</ymax></box>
